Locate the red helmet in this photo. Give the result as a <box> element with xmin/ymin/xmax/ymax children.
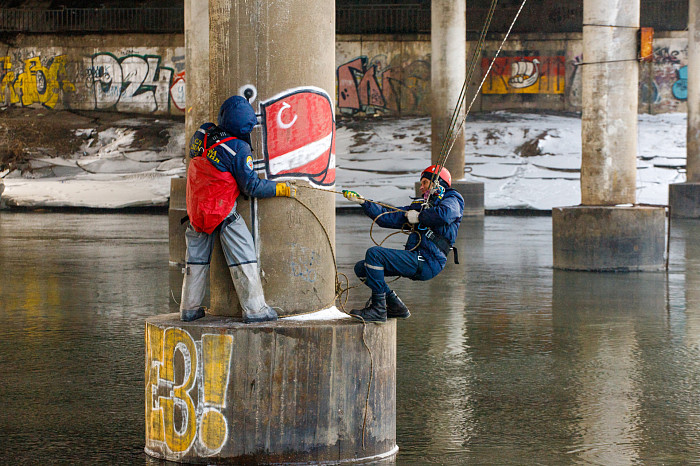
<box><xmin>421</xmin><ymin>164</ymin><xmax>451</xmax><ymax>187</ymax></box>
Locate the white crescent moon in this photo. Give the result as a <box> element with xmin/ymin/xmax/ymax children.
<box><xmin>277</xmin><ymin>102</ymin><xmax>298</xmax><ymax>129</ymax></box>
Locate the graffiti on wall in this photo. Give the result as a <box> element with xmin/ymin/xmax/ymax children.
<box><xmin>82</xmin><ymin>52</ymin><xmax>177</xmax><ymax>113</ymax></box>
<box><xmin>481</xmin><ymin>54</ymin><xmax>566</xmax><ymax>94</ymax></box>
<box><xmin>0</xmin><ymin>50</ymin><xmax>185</xmax><ymax>114</ymax></box>
<box><xmin>336</xmin><ymin>55</ymin><xmax>430</xmax><ymax>115</ymax></box>
<box><xmin>0</xmin><ymin>54</ymin><xmax>76</xmax><ymax>108</ymax></box>
<box><xmin>146</xmin><ymin>325</ymin><xmax>234</xmax><ymax>456</ymax></box>
<box><xmin>645</xmin><ymin>43</ymin><xmax>688</xmax><ymax>111</ymax></box>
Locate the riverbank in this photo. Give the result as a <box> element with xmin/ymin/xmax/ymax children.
<box><xmin>0</xmin><ymin>107</ymin><xmax>687</xmax><ymax>211</ymax></box>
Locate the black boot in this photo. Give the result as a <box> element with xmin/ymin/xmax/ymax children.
<box><xmin>181</xmin><ymin>306</ymin><xmax>205</xmax><ymax>322</ymax></box>
<box><xmin>350</xmin><ymin>293</ymin><xmax>387</xmax><ymax>323</ymax></box>
<box><xmin>386</xmin><ymin>291</ymin><xmax>411</xmax><ymax>319</ymax></box>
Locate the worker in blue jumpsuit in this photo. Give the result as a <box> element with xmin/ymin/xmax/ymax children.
<box><xmin>343</xmin><ymin>165</ymin><xmax>464</xmax><ymax>322</ymax></box>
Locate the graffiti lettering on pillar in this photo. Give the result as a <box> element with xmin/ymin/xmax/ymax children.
<box><xmin>83</xmin><ymin>53</ymin><xmax>174</xmax><ymax>113</ymax></box>
<box><xmin>336</xmin><ymin>55</ymin><xmax>430</xmax><ymax>115</ymax></box>
<box><xmin>146</xmin><ymin>326</ymin><xmax>234</xmax><ymax>456</ymax></box>
<box><xmin>481</xmin><ymin>54</ymin><xmax>565</xmax><ymax>94</ymax></box>
<box><xmin>0</xmin><ymin>55</ymin><xmax>75</xmax><ymax>108</ymax></box>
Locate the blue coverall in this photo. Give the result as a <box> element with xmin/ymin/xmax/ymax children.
<box><xmin>354</xmin><ymin>189</ymin><xmax>465</xmax><ymax>294</ymax></box>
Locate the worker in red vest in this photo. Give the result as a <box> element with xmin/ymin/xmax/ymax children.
<box><xmin>181</xmin><ymin>95</ymin><xmax>295</xmax><ymax>322</ymax></box>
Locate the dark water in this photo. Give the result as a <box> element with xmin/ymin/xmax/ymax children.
<box><xmin>2</xmin><ymin>212</ymin><xmax>700</xmax><ymax>464</ymax></box>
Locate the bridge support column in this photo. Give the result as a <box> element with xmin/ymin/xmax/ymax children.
<box><xmin>430</xmin><ymin>0</ymin><xmax>484</xmax><ymax>216</ymax></box>
<box><xmin>168</xmin><ymin>0</ymin><xmax>211</xmax><ymax>267</ymax></box>
<box><xmin>552</xmin><ymin>0</ymin><xmax>665</xmax><ymax>271</ymax></box>
<box><xmin>670</xmin><ymin>0</ymin><xmax>700</xmax><ymax>217</ymax></box>
<box><xmin>148</xmin><ymin>0</ymin><xmax>397</xmax><ymax>463</ymax></box>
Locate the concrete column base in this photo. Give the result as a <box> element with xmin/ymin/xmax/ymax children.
<box><xmin>669</xmin><ymin>182</ymin><xmax>700</xmax><ymax>218</ymax></box>
<box><xmin>145</xmin><ymin>314</ymin><xmax>397</xmax><ymax>464</ymax></box>
<box><xmin>552</xmin><ymin>206</ymin><xmax>666</xmax><ymax>271</ymax></box>
<box><xmin>414</xmin><ymin>180</ymin><xmax>484</xmax><ymax>216</ymax></box>
<box><xmin>168</xmin><ymin>177</ymin><xmax>187</xmax><ymax>266</ymax></box>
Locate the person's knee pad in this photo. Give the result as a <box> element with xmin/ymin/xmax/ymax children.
<box><xmin>354</xmin><ymin>260</ymin><xmax>367</xmax><ymax>278</ymax></box>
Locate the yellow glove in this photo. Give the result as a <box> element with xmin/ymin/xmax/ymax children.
<box><xmin>275</xmin><ymin>182</ymin><xmax>296</xmax><ymax>198</ymax></box>
<box><xmin>342</xmin><ymin>190</ymin><xmax>365</xmax><ymax>205</ymax></box>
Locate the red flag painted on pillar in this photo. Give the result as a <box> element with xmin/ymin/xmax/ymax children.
<box><xmin>260</xmin><ymin>87</ymin><xmax>336</xmax><ymax>186</ymax></box>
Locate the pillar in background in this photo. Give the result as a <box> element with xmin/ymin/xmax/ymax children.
<box><xmin>207</xmin><ymin>0</ymin><xmax>336</xmax><ymax>315</ymax></box>
<box><xmin>580</xmin><ymin>1</ymin><xmax>638</xmax><ymax>205</ymax></box>
<box><xmin>168</xmin><ymin>0</ymin><xmax>210</xmax><ymax>267</ymax></box>
<box><xmin>670</xmin><ymin>0</ymin><xmax>700</xmax><ymax>217</ymax></box>
<box><xmin>553</xmin><ymin>0</ymin><xmax>665</xmax><ymax>271</ymax></box>
<box><xmin>428</xmin><ymin>0</ymin><xmax>483</xmax><ymax>216</ymax></box>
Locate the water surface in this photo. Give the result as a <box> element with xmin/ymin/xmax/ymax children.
<box><xmin>1</xmin><ymin>212</ymin><xmax>700</xmax><ymax>464</ymax></box>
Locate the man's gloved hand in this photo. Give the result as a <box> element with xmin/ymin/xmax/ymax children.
<box><xmin>342</xmin><ymin>190</ymin><xmax>365</xmax><ymax>205</ymax></box>
<box><xmin>275</xmin><ymin>182</ymin><xmax>297</xmax><ymax>198</ymax></box>
<box><xmin>406</xmin><ymin>210</ymin><xmax>420</xmax><ymax>224</ymax></box>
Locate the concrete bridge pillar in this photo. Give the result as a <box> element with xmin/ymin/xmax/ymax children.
<box><xmin>425</xmin><ymin>0</ymin><xmax>483</xmax><ymax>216</ymax></box>
<box><xmin>148</xmin><ymin>1</ymin><xmax>397</xmax><ymax>463</ymax></box>
<box><xmin>670</xmin><ymin>0</ymin><xmax>700</xmax><ymax>217</ymax></box>
<box><xmin>553</xmin><ymin>0</ymin><xmax>665</xmax><ymax>271</ymax></box>
<box><xmin>169</xmin><ymin>0</ymin><xmax>210</xmax><ymax>267</ymax></box>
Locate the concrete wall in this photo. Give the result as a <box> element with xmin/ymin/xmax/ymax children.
<box><xmin>336</xmin><ymin>31</ymin><xmax>689</xmax><ymax>116</ymax></box>
<box><xmin>0</xmin><ymin>34</ymin><xmax>184</xmax><ymax>115</ymax></box>
<box><xmin>0</xmin><ymin>31</ymin><xmax>689</xmax><ymax>116</ymax></box>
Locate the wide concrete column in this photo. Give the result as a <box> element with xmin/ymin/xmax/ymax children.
<box><xmin>149</xmin><ymin>3</ymin><xmax>397</xmax><ymax>464</ymax></box>
<box><xmin>206</xmin><ymin>0</ymin><xmax>336</xmax><ymax>316</ymax></box>
<box><xmin>145</xmin><ymin>316</ymin><xmax>398</xmax><ymax>463</ymax></box>
<box><xmin>169</xmin><ymin>0</ymin><xmax>210</xmax><ymax>267</ymax></box>
<box><xmin>670</xmin><ymin>0</ymin><xmax>700</xmax><ymax>217</ymax></box>
<box><xmin>553</xmin><ymin>0</ymin><xmax>665</xmax><ymax>271</ymax></box>
<box><xmin>429</xmin><ymin>0</ymin><xmax>483</xmax><ymax>216</ymax></box>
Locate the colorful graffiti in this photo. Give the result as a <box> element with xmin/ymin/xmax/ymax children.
<box><xmin>648</xmin><ymin>43</ymin><xmax>688</xmax><ymax>111</ymax></box>
<box><xmin>481</xmin><ymin>54</ymin><xmax>566</xmax><ymax>94</ymax></box>
<box><xmin>146</xmin><ymin>325</ymin><xmax>234</xmax><ymax>456</ymax></box>
<box><xmin>0</xmin><ymin>50</ymin><xmax>185</xmax><ymax>114</ymax></box>
<box><xmin>170</xmin><ymin>71</ymin><xmax>186</xmax><ymax>111</ymax></box>
<box><xmin>83</xmin><ymin>52</ymin><xmax>175</xmax><ymax>113</ymax></box>
<box><xmin>0</xmin><ymin>54</ymin><xmax>75</xmax><ymax>108</ymax></box>
<box><xmin>336</xmin><ymin>55</ymin><xmax>430</xmax><ymax>115</ymax></box>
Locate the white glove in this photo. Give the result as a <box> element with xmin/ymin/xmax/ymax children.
<box><xmin>406</xmin><ymin>210</ymin><xmax>420</xmax><ymax>224</ymax></box>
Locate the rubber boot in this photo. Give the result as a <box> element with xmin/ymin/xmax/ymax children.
<box><xmin>350</xmin><ymin>293</ymin><xmax>387</xmax><ymax>323</ymax></box>
<box><xmin>181</xmin><ymin>307</ymin><xmax>206</xmax><ymax>322</ymax></box>
<box><xmin>180</xmin><ymin>264</ymin><xmax>208</xmax><ymax>322</ymax></box>
<box><xmin>229</xmin><ymin>263</ymin><xmax>278</xmax><ymax>323</ymax></box>
<box><xmin>386</xmin><ymin>290</ymin><xmax>411</xmax><ymax>319</ymax></box>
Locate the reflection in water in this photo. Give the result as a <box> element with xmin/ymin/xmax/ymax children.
<box><xmin>2</xmin><ymin>213</ymin><xmax>700</xmax><ymax>464</ymax></box>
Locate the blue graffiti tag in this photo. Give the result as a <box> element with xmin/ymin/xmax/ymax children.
<box><xmin>672</xmin><ymin>66</ymin><xmax>688</xmax><ymax>101</ymax></box>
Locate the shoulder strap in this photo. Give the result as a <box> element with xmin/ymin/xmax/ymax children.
<box><xmin>203</xmin><ymin>132</ymin><xmax>237</xmax><ymax>152</ymax></box>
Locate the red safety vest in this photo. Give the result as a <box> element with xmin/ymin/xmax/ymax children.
<box><xmin>186</xmin><ymin>134</ymin><xmax>240</xmax><ymax>234</ymax></box>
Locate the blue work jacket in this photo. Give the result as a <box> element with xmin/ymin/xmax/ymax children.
<box><xmin>361</xmin><ymin>188</ymin><xmax>464</xmax><ymax>276</ymax></box>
